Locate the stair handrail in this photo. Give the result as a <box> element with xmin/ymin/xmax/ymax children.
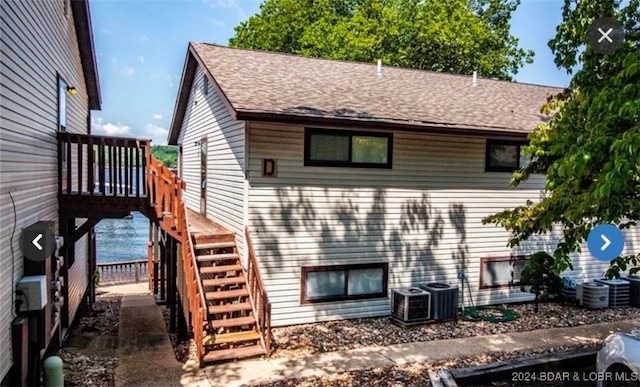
<box><xmin>244</xmin><ymin>227</ymin><xmax>272</xmax><ymax>356</ymax></box>
<box><xmin>146</xmin><ymin>155</ymin><xmax>208</xmax><ymax>363</ymax></box>
<box><xmin>181</xmin><ymin>202</ymin><xmax>208</xmax><ymax>363</ymax></box>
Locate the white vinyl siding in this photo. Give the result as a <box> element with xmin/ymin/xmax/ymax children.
<box><xmin>0</xmin><ymin>0</ymin><xmax>91</xmax><ymax>380</ymax></box>
<box><xmin>247</xmin><ymin>122</ymin><xmax>640</xmax><ymax>326</ymax></box>
<box><xmin>177</xmin><ymin>67</ymin><xmax>246</xmax><ymax>256</ymax></box>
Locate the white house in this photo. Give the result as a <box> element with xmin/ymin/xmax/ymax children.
<box><xmin>168</xmin><ymin>43</ymin><xmax>640</xmax><ymax>327</ymax></box>
<box><xmin>0</xmin><ymin>0</ymin><xmax>102</xmax><ymax>384</ymax></box>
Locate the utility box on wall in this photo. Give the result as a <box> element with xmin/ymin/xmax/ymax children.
<box><xmin>16</xmin><ymin>276</ymin><xmax>48</xmax><ymax>311</ymax></box>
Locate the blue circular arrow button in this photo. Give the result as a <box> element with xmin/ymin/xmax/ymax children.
<box><xmin>587</xmin><ymin>224</ymin><xmax>625</xmax><ymax>261</ymax></box>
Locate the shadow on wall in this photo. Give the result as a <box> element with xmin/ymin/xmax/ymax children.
<box><xmin>251</xmin><ymin>188</ymin><xmax>481</xmax><ymax>320</ymax></box>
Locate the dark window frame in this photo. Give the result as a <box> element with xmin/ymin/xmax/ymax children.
<box><xmin>300</xmin><ymin>262</ymin><xmax>389</xmax><ymax>304</ymax></box>
<box><xmin>304</xmin><ymin>128</ymin><xmax>393</xmax><ymax>169</ymax></box>
<box><xmin>479</xmin><ymin>255</ymin><xmax>530</xmax><ymax>289</ymax></box>
<box><xmin>485</xmin><ymin>139</ymin><xmax>528</xmax><ymax>172</ymax></box>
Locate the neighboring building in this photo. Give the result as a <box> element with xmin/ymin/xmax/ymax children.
<box><xmin>0</xmin><ymin>0</ymin><xmax>101</xmax><ymax>383</ymax></box>
<box><xmin>169</xmin><ymin>43</ymin><xmax>639</xmax><ymax>327</ymax></box>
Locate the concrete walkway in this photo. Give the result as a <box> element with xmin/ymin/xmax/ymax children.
<box><xmin>183</xmin><ymin>319</ymin><xmax>640</xmax><ymax>387</ymax></box>
<box><xmin>113</xmin><ymin>291</ymin><xmax>183</xmax><ymax>386</ymax></box>
<box><xmin>100</xmin><ymin>284</ymin><xmax>639</xmax><ymax>387</ymax></box>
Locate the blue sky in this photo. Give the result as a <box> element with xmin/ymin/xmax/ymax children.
<box><xmin>89</xmin><ymin>0</ymin><xmax>571</xmax><ymax>145</ymax></box>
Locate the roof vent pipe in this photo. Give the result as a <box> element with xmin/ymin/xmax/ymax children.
<box><xmin>377</xmin><ymin>59</ymin><xmax>382</xmax><ymax>76</ymax></box>
<box><xmin>472</xmin><ymin>71</ymin><xmax>477</xmax><ymax>87</ymax></box>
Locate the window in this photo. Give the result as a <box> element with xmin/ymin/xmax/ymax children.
<box><xmin>485</xmin><ymin>140</ymin><xmax>529</xmax><ymax>172</ymax></box>
<box><xmin>202</xmin><ymin>77</ymin><xmax>209</xmax><ymax>96</ymax></box>
<box><xmin>301</xmin><ymin>263</ymin><xmax>388</xmax><ymax>303</ymax></box>
<box><xmin>58</xmin><ymin>77</ymin><xmax>67</xmax><ymax>132</ymax></box>
<box><xmin>479</xmin><ymin>255</ymin><xmax>530</xmax><ymax>289</ymax></box>
<box><xmin>304</xmin><ymin>128</ymin><xmax>393</xmax><ymax>168</ymax></box>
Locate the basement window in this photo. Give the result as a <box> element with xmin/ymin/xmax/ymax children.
<box><xmin>301</xmin><ymin>263</ymin><xmax>388</xmax><ymax>304</ymax></box>
<box><xmin>304</xmin><ymin>128</ymin><xmax>393</xmax><ymax>168</ymax></box>
<box><xmin>479</xmin><ymin>255</ymin><xmax>530</xmax><ymax>289</ymax></box>
<box><xmin>485</xmin><ymin>140</ymin><xmax>530</xmax><ymax>172</ymax></box>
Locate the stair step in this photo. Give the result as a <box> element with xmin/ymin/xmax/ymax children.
<box><xmin>205</xmin><ymin>288</ymin><xmax>249</xmax><ymax>300</ymax></box>
<box><xmin>199</xmin><ymin>264</ymin><xmax>243</xmax><ymax>275</ymax></box>
<box><xmin>210</xmin><ymin>316</ymin><xmax>256</xmax><ymax>329</ymax></box>
<box><xmin>203</xmin><ymin>276</ymin><xmax>246</xmax><ymax>287</ymax></box>
<box><xmin>203</xmin><ymin>330</ymin><xmax>261</xmax><ymax>345</ymax></box>
<box><xmin>202</xmin><ymin>344</ymin><xmax>265</xmax><ymax>363</ymax></box>
<box><xmin>195</xmin><ymin>241</ymin><xmax>236</xmax><ymax>249</ymax></box>
<box><xmin>208</xmin><ymin>302</ymin><xmax>253</xmax><ymax>314</ymax></box>
<box><xmin>197</xmin><ymin>253</ymin><xmax>240</xmax><ymax>262</ymax></box>
<box><xmin>195</xmin><ymin>242</ymin><xmax>236</xmax><ymax>250</ymax></box>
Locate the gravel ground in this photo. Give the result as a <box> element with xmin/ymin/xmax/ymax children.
<box><xmin>161</xmin><ymin>307</ymin><xmax>198</xmax><ymax>364</ymax></box>
<box><xmin>254</xmin><ymin>343</ymin><xmax>601</xmax><ymax>387</ymax></box>
<box><xmin>270</xmin><ymin>302</ymin><xmax>640</xmax><ymax>358</ymax></box>
<box><xmin>57</xmin><ymin>293</ymin><xmax>121</xmax><ymax>387</ymax></box>
<box><xmin>57</xmin><ymin>297</ymin><xmax>639</xmax><ymax>387</ymax></box>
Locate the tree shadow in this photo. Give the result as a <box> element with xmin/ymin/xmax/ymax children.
<box><xmin>250</xmin><ymin>187</ymin><xmax>462</xmax><ymax>323</ymax></box>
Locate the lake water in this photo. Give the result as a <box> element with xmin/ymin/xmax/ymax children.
<box><xmin>95</xmin><ymin>211</ymin><xmax>148</xmax><ymax>262</ymax></box>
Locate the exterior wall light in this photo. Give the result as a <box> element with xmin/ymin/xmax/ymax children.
<box><xmin>66</xmin><ymin>86</ymin><xmax>77</xmax><ymax>95</ymax></box>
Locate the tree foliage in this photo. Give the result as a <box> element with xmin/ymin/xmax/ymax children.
<box><xmin>519</xmin><ymin>252</ymin><xmax>564</xmax><ymax>313</ymax></box>
<box><xmin>151</xmin><ymin>145</ymin><xmax>178</xmax><ymax>168</ymax></box>
<box><xmin>484</xmin><ymin>0</ymin><xmax>640</xmax><ymax>278</ymax></box>
<box><xmin>229</xmin><ymin>0</ymin><xmax>533</xmax><ymax>80</ymax></box>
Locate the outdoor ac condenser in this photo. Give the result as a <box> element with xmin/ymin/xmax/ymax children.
<box><xmin>419</xmin><ymin>282</ymin><xmax>459</xmax><ymax>321</ymax></box>
<box><xmin>623</xmin><ymin>276</ymin><xmax>640</xmax><ymax>307</ymax></box>
<box><xmin>576</xmin><ymin>282</ymin><xmax>609</xmax><ymax>309</ymax></box>
<box><xmin>595</xmin><ymin>278</ymin><xmax>631</xmax><ymax>308</ymax></box>
<box><xmin>391</xmin><ymin>287</ymin><xmax>431</xmax><ymax>323</ymax></box>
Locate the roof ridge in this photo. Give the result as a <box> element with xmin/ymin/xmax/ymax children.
<box><xmin>192</xmin><ymin>42</ymin><xmax>565</xmax><ymax>90</ymax></box>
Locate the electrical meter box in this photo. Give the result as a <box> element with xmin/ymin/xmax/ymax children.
<box><xmin>16</xmin><ymin>275</ymin><xmax>48</xmax><ymax>311</ymax></box>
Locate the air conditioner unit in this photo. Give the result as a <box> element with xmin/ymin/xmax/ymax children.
<box><xmin>595</xmin><ymin>278</ymin><xmax>631</xmax><ymax>308</ymax></box>
<box><xmin>576</xmin><ymin>282</ymin><xmax>609</xmax><ymax>309</ymax></box>
<box><xmin>391</xmin><ymin>287</ymin><xmax>431</xmax><ymax>323</ymax></box>
<box><xmin>623</xmin><ymin>276</ymin><xmax>640</xmax><ymax>307</ymax></box>
<box><xmin>419</xmin><ymin>282</ymin><xmax>459</xmax><ymax>321</ymax></box>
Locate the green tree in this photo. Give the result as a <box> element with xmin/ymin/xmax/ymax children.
<box><xmin>230</xmin><ymin>0</ymin><xmax>533</xmax><ymax>80</ymax></box>
<box><xmin>519</xmin><ymin>252</ymin><xmax>564</xmax><ymax>313</ymax></box>
<box><xmin>151</xmin><ymin>145</ymin><xmax>178</xmax><ymax>168</ymax></box>
<box><xmin>483</xmin><ymin>0</ymin><xmax>640</xmax><ymax>278</ymax></box>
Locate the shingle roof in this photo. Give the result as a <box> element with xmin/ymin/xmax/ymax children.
<box><xmin>169</xmin><ymin>43</ymin><xmax>563</xmax><ymax>144</ymax></box>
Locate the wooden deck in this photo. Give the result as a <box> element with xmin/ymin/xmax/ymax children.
<box><xmin>187</xmin><ymin>208</ymin><xmax>234</xmax><ymax>242</ymax></box>
<box><xmin>57</xmin><ymin>132</ymin><xmax>271</xmax><ymax>364</ymax></box>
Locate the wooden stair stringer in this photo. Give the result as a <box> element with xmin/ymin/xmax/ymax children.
<box><xmin>192</xmin><ymin>233</ymin><xmax>266</xmax><ymax>363</ymax></box>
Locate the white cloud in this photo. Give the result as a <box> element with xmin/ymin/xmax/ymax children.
<box><xmin>145</xmin><ymin>123</ymin><xmax>169</xmax><ymax>145</ymax></box>
<box><xmin>138</xmin><ymin>34</ymin><xmax>149</xmax><ymax>42</ymax></box>
<box><xmin>146</xmin><ymin>123</ymin><xmax>168</xmax><ymax>137</ymax></box>
<box><xmin>138</xmin><ymin>56</ymin><xmax>145</xmax><ymax>64</ymax></box>
<box><xmin>211</xmin><ymin>19</ymin><xmax>225</xmax><ymax>27</ymax></box>
<box><xmin>92</xmin><ymin>117</ymin><xmax>132</xmax><ymax>136</ymax></box>
<box><xmin>121</xmin><ymin>66</ymin><xmax>136</xmax><ymax>76</ymax></box>
<box><xmin>212</xmin><ymin>0</ymin><xmax>238</xmax><ymax>8</ymax></box>
<box><xmin>152</xmin><ymin>114</ymin><xmax>163</xmax><ymax>120</ymax></box>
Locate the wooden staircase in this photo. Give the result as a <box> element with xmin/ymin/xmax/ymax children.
<box><xmin>147</xmin><ymin>157</ymin><xmax>271</xmax><ymax>364</ymax></box>
<box><xmin>193</xmin><ymin>236</ymin><xmax>265</xmax><ymax>362</ymax></box>
<box><xmin>57</xmin><ymin>133</ymin><xmax>271</xmax><ymax>365</ymax></box>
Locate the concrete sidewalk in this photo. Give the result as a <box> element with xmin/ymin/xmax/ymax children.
<box><xmin>182</xmin><ymin>319</ymin><xmax>640</xmax><ymax>387</ymax></box>
<box><xmin>112</xmin><ymin>289</ymin><xmax>184</xmax><ymax>386</ymax></box>
<box><xmin>99</xmin><ymin>284</ymin><xmax>639</xmax><ymax>387</ymax></box>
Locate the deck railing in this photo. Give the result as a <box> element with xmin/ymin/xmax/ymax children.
<box><xmin>97</xmin><ymin>259</ymin><xmax>148</xmax><ymax>285</ymax></box>
<box><xmin>58</xmin><ymin>132</ymin><xmax>151</xmax><ymax>197</ymax></box>
<box><xmin>245</xmin><ymin>227</ymin><xmax>272</xmax><ymax>356</ymax></box>
<box><xmin>147</xmin><ymin>156</ymin><xmax>207</xmax><ymax>363</ymax></box>
<box><xmin>147</xmin><ymin>156</ymin><xmax>183</xmax><ymax>239</ymax></box>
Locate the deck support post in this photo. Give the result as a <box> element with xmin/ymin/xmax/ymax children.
<box><xmin>168</xmin><ymin>235</ymin><xmax>177</xmax><ymax>333</ymax></box>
